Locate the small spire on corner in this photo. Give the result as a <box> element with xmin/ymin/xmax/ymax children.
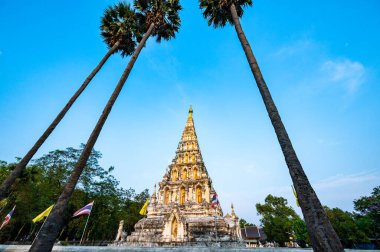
<box><xmin>151</xmin><ymin>183</ymin><xmax>157</xmax><ymax>200</ymax></box>
<box><xmin>231</xmin><ymin>203</ymin><xmax>236</xmax><ymax>218</ymax></box>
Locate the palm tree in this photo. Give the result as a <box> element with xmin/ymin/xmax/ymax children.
<box><xmin>29</xmin><ymin>1</ymin><xmax>181</xmax><ymax>251</ymax></box>
<box><xmin>0</xmin><ymin>2</ymin><xmax>138</xmax><ymax>201</ymax></box>
<box><xmin>199</xmin><ymin>0</ymin><xmax>343</xmax><ymax>251</ymax></box>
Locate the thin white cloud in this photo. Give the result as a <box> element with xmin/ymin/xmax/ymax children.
<box><xmin>310</xmin><ymin>170</ymin><xmax>380</xmax><ymax>211</ymax></box>
<box><xmin>272</xmin><ymin>38</ymin><xmax>367</xmax><ymax>97</ymax></box>
<box><xmin>317</xmin><ymin>138</ymin><xmax>342</xmax><ymax>146</ymax></box>
<box><xmin>216</xmin><ymin>168</ymin><xmax>380</xmax><ymax>224</ymax></box>
<box><xmin>321</xmin><ymin>59</ymin><xmax>366</xmax><ymax>94</ymax></box>
<box><xmin>146</xmin><ymin>56</ymin><xmax>179</xmax><ymax>80</ymax></box>
<box><xmin>315</xmin><ymin>170</ymin><xmax>379</xmax><ymax>190</ymax></box>
<box><xmin>272</xmin><ymin>39</ymin><xmax>316</xmax><ymax>58</ymax></box>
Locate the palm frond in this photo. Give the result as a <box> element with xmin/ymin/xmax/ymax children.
<box><xmin>100</xmin><ymin>2</ymin><xmax>141</xmax><ymax>57</ymax></box>
<box><xmin>133</xmin><ymin>0</ymin><xmax>182</xmax><ymax>42</ymax></box>
<box><xmin>199</xmin><ymin>0</ymin><xmax>253</xmax><ymax>28</ymax></box>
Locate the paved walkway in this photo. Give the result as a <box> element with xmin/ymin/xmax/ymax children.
<box><xmin>0</xmin><ymin>245</ymin><xmax>378</xmax><ymax>252</ymax></box>
<box><xmin>0</xmin><ymin>245</ymin><xmax>309</xmax><ymax>252</ymax></box>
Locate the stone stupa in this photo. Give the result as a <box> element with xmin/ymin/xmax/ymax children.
<box><xmin>118</xmin><ymin>107</ymin><xmax>242</xmax><ymax>247</ymax></box>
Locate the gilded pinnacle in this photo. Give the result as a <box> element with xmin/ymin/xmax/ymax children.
<box><xmin>188</xmin><ymin>105</ymin><xmax>193</xmax><ymax>118</ymax></box>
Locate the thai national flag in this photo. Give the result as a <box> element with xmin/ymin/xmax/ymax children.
<box><xmin>0</xmin><ymin>205</ymin><xmax>16</xmax><ymax>230</ymax></box>
<box><xmin>211</xmin><ymin>193</ymin><xmax>219</xmax><ymax>209</ymax></box>
<box><xmin>73</xmin><ymin>201</ymin><xmax>94</xmax><ymax>217</ymax></box>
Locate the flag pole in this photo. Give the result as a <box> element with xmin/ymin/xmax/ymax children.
<box><xmin>79</xmin><ymin>210</ymin><xmax>91</xmax><ymax>245</ymax></box>
<box><xmin>58</xmin><ymin>227</ymin><xmax>66</xmax><ymax>240</ymax></box>
<box><xmin>14</xmin><ymin>223</ymin><xmax>25</xmax><ymax>241</ymax></box>
<box><xmin>31</xmin><ymin>216</ymin><xmax>48</xmax><ymax>247</ymax></box>
<box><xmin>79</xmin><ymin>201</ymin><xmax>94</xmax><ymax>245</ymax></box>
<box><xmin>27</xmin><ymin>223</ymin><xmax>37</xmax><ymax>241</ymax></box>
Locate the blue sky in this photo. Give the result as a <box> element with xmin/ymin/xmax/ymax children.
<box><xmin>0</xmin><ymin>0</ymin><xmax>379</xmax><ymax>224</ymax></box>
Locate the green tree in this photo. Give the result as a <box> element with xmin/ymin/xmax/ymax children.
<box><xmin>0</xmin><ymin>2</ymin><xmax>139</xmax><ymax>201</ymax></box>
<box><xmin>256</xmin><ymin>195</ymin><xmax>298</xmax><ymax>246</ymax></box>
<box><xmin>325</xmin><ymin>206</ymin><xmax>369</xmax><ymax>248</ymax></box>
<box><xmin>239</xmin><ymin>218</ymin><xmax>254</xmax><ymax>228</ymax></box>
<box><xmin>293</xmin><ymin>218</ymin><xmax>310</xmax><ymax>248</ymax></box>
<box><xmin>199</xmin><ymin>0</ymin><xmax>343</xmax><ymax>250</ymax></box>
<box><xmin>120</xmin><ymin>188</ymin><xmax>150</xmax><ymax>235</ymax></box>
<box><xmin>0</xmin><ymin>146</ymin><xmax>148</xmax><ymax>243</ymax></box>
<box><xmin>30</xmin><ymin>1</ymin><xmax>181</xmax><ymax>251</ymax></box>
<box><xmin>354</xmin><ymin>186</ymin><xmax>380</xmax><ymax>247</ymax></box>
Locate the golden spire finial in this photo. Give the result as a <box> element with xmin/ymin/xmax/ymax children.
<box><xmin>188</xmin><ymin>105</ymin><xmax>193</xmax><ymax>118</ymax></box>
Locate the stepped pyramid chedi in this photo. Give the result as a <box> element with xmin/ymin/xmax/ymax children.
<box><xmin>123</xmin><ymin>107</ymin><xmax>242</xmax><ymax>247</ymax></box>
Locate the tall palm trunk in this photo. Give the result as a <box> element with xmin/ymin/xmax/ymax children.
<box><xmin>0</xmin><ymin>41</ymin><xmax>121</xmax><ymax>201</ymax></box>
<box><xmin>29</xmin><ymin>23</ymin><xmax>154</xmax><ymax>252</ymax></box>
<box><xmin>229</xmin><ymin>4</ymin><xmax>343</xmax><ymax>251</ymax></box>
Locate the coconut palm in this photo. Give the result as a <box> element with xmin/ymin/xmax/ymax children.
<box><xmin>29</xmin><ymin>1</ymin><xmax>181</xmax><ymax>251</ymax></box>
<box><xmin>0</xmin><ymin>2</ymin><xmax>138</xmax><ymax>201</ymax></box>
<box><xmin>199</xmin><ymin>0</ymin><xmax>343</xmax><ymax>251</ymax></box>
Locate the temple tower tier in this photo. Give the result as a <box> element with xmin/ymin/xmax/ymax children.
<box><xmin>116</xmin><ymin>107</ymin><xmax>243</xmax><ymax>247</ymax></box>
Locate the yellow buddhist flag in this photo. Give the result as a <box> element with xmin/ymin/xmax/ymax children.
<box><xmin>32</xmin><ymin>204</ymin><xmax>54</xmax><ymax>223</ymax></box>
<box><xmin>139</xmin><ymin>200</ymin><xmax>149</xmax><ymax>216</ymax></box>
<box><xmin>291</xmin><ymin>185</ymin><xmax>300</xmax><ymax>207</ymax></box>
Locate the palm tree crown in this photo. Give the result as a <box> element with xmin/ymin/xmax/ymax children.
<box><xmin>200</xmin><ymin>0</ymin><xmax>252</xmax><ymax>27</ymax></box>
<box><xmin>134</xmin><ymin>0</ymin><xmax>182</xmax><ymax>42</ymax></box>
<box><xmin>101</xmin><ymin>2</ymin><xmax>141</xmax><ymax>57</ymax></box>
